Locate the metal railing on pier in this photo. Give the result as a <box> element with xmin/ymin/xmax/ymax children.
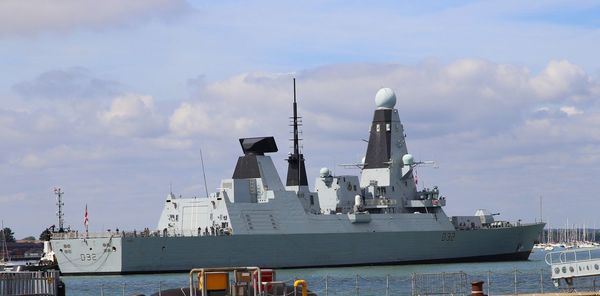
<box><xmin>0</xmin><ymin>270</ymin><xmax>62</xmax><ymax>296</ymax></box>
<box><xmin>67</xmin><ymin>269</ymin><xmax>600</xmax><ymax>296</ymax></box>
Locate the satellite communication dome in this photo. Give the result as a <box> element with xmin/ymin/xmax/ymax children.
<box><xmin>402</xmin><ymin>154</ymin><xmax>414</xmax><ymax>166</ymax></box>
<box><xmin>319</xmin><ymin>167</ymin><xmax>331</xmax><ymax>178</ymax></box>
<box><xmin>375</xmin><ymin>88</ymin><xmax>396</xmax><ymax>109</ymax></box>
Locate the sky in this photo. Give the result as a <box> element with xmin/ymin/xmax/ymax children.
<box><xmin>1</xmin><ymin>0</ymin><xmax>600</xmax><ymax>238</ymax></box>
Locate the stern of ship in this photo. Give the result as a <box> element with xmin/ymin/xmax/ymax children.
<box><xmin>51</xmin><ymin>232</ymin><xmax>123</xmax><ymax>275</ymax></box>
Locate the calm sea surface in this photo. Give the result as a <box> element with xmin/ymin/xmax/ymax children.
<box><xmin>61</xmin><ymin>250</ymin><xmax>595</xmax><ymax>295</ymax></box>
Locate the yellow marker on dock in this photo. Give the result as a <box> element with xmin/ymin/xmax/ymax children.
<box><xmin>294</xmin><ymin>279</ymin><xmax>308</xmax><ymax>296</ymax></box>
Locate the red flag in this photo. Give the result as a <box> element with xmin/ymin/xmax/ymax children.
<box><xmin>84</xmin><ymin>204</ymin><xmax>89</xmax><ymax>227</ymax></box>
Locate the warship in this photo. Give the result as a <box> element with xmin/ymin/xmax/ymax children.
<box><xmin>51</xmin><ymin>85</ymin><xmax>544</xmax><ymax>275</ymax></box>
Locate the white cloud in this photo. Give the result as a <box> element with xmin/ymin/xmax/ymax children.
<box><xmin>99</xmin><ymin>93</ymin><xmax>165</xmax><ymax>137</ymax></box>
<box><xmin>17</xmin><ymin>153</ymin><xmax>48</xmax><ymax>168</ymax></box>
<box><xmin>169</xmin><ymin>102</ymin><xmax>213</xmax><ymax>136</ymax></box>
<box><xmin>169</xmin><ymin>100</ymin><xmax>257</xmax><ymax>138</ymax></box>
<box><xmin>0</xmin><ymin>0</ymin><xmax>190</xmax><ymax>36</ymax></box>
<box><xmin>560</xmin><ymin>106</ymin><xmax>583</xmax><ymax>116</ymax></box>
<box><xmin>101</xmin><ymin>94</ymin><xmax>154</xmax><ymax>121</ymax></box>
<box><xmin>530</xmin><ymin>60</ymin><xmax>591</xmax><ymax>101</ymax></box>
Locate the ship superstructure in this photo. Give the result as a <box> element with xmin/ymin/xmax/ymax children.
<box><xmin>51</xmin><ymin>87</ymin><xmax>544</xmax><ymax>275</ymax></box>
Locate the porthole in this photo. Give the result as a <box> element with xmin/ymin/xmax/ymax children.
<box><xmin>569</xmin><ymin>267</ymin><xmax>575</xmax><ymax>272</ymax></box>
<box><xmin>562</xmin><ymin>267</ymin><xmax>567</xmax><ymax>273</ymax></box>
<box><xmin>554</xmin><ymin>268</ymin><xmax>560</xmax><ymax>274</ymax></box>
<box><xmin>595</xmin><ymin>264</ymin><xmax>599</xmax><ymax>270</ymax></box>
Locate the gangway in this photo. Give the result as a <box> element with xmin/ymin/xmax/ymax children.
<box><xmin>545</xmin><ymin>247</ymin><xmax>600</xmax><ymax>290</ymax></box>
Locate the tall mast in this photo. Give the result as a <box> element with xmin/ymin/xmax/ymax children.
<box><xmin>285</xmin><ymin>78</ymin><xmax>308</xmax><ymax>187</ymax></box>
<box><xmin>293</xmin><ymin>78</ymin><xmax>299</xmax><ymax>157</ymax></box>
<box><xmin>54</xmin><ymin>187</ymin><xmax>65</xmax><ymax>232</ymax></box>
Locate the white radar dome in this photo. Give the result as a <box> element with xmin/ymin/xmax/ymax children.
<box><xmin>319</xmin><ymin>167</ymin><xmax>331</xmax><ymax>178</ymax></box>
<box><xmin>402</xmin><ymin>154</ymin><xmax>414</xmax><ymax>166</ymax></box>
<box><xmin>375</xmin><ymin>87</ymin><xmax>396</xmax><ymax>109</ymax></box>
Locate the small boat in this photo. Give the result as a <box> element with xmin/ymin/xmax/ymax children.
<box><xmin>1</xmin><ymin>222</ymin><xmax>16</xmax><ymax>271</ymax></box>
<box><xmin>0</xmin><ymin>240</ymin><xmax>58</xmax><ymax>272</ymax></box>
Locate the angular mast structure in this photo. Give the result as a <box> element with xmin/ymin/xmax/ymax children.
<box><xmin>286</xmin><ymin>78</ymin><xmax>308</xmax><ymax>188</ymax></box>
<box><xmin>54</xmin><ymin>187</ymin><xmax>65</xmax><ymax>232</ymax></box>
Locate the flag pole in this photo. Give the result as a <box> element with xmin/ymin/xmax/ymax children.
<box><xmin>84</xmin><ymin>204</ymin><xmax>89</xmax><ymax>238</ymax></box>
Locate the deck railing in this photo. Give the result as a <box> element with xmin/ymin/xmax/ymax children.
<box><xmin>51</xmin><ymin>229</ymin><xmax>231</xmax><ymax>240</ymax></box>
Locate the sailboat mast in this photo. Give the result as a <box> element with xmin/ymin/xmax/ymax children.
<box><xmin>539</xmin><ymin>195</ymin><xmax>543</xmax><ymax>223</ymax></box>
<box><xmin>539</xmin><ymin>196</ymin><xmax>544</xmax><ymax>242</ymax></box>
<box><xmin>0</xmin><ymin>220</ymin><xmax>9</xmax><ymax>262</ymax></box>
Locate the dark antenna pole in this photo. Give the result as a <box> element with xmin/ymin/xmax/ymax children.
<box><xmin>293</xmin><ymin>78</ymin><xmax>301</xmax><ymax>189</ymax></box>
<box><xmin>286</xmin><ymin>78</ymin><xmax>307</xmax><ymax>188</ymax></box>
<box><xmin>293</xmin><ymin>78</ymin><xmax>299</xmax><ymax>156</ymax></box>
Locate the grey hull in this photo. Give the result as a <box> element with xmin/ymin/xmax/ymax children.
<box><xmin>53</xmin><ymin>223</ymin><xmax>543</xmax><ymax>275</ymax></box>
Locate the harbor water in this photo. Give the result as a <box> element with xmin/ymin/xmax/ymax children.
<box><xmin>60</xmin><ymin>249</ymin><xmax>596</xmax><ymax>295</ymax></box>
